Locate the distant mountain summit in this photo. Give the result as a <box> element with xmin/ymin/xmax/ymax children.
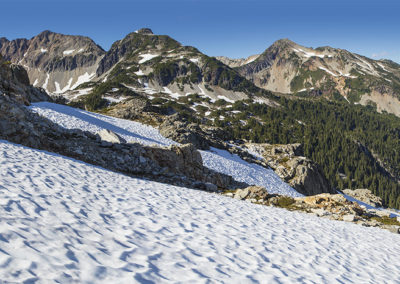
<box><xmin>223</xmin><ymin>39</ymin><xmax>400</xmax><ymax>115</ymax></box>
<box><xmin>0</xmin><ymin>30</ymin><xmax>105</xmax><ymax>93</ymax></box>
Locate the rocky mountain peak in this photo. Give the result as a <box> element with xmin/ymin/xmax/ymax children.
<box><xmin>0</xmin><ymin>31</ymin><xmax>106</xmax><ymax>94</ymax></box>
<box><xmin>271</xmin><ymin>38</ymin><xmax>296</xmax><ymax>47</ymax></box>
<box><xmin>135</xmin><ymin>28</ymin><xmax>154</xmax><ymax>35</ymax></box>
<box><xmin>36</xmin><ymin>30</ymin><xmax>54</xmax><ymax>39</ymax></box>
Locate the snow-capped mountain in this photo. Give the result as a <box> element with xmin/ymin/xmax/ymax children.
<box><xmin>0</xmin><ymin>30</ymin><xmax>105</xmax><ymax>94</ymax></box>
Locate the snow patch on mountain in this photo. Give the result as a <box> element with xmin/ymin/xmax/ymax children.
<box><xmin>63</xmin><ymin>49</ymin><xmax>75</xmax><ymax>56</ymax></box>
<box><xmin>71</xmin><ymin>72</ymin><xmax>95</xmax><ymax>90</ymax></box>
<box><xmin>138</xmin><ymin>54</ymin><xmax>159</xmax><ymax>64</ymax></box>
<box><xmin>319</xmin><ymin>66</ymin><xmax>338</xmax><ymax>77</ymax></box>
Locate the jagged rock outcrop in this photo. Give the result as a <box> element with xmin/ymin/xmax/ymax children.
<box><xmin>0</xmin><ymin>57</ymin><xmax>49</xmax><ymax>104</ymax></box>
<box><xmin>343</xmin><ymin>188</ymin><xmax>383</xmax><ymax>207</ymax></box>
<box><xmin>0</xmin><ymin>30</ymin><xmax>105</xmax><ymax>93</ymax></box>
<box><xmin>243</xmin><ymin>143</ymin><xmax>335</xmax><ymax>195</ymax></box>
<box><xmin>158</xmin><ymin>114</ymin><xmax>232</xmax><ymax>150</ymax></box>
<box><xmin>158</xmin><ymin>115</ymin><xmax>211</xmax><ymax>150</ymax></box>
<box><xmin>106</xmin><ymin>98</ymin><xmax>163</xmax><ymax>120</ymax></box>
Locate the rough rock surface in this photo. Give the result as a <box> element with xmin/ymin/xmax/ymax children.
<box><xmin>0</xmin><ymin>59</ymin><xmax>49</xmax><ymax>104</ymax></box>
<box><xmin>106</xmin><ymin>98</ymin><xmax>163</xmax><ymax>121</ymax></box>
<box><xmin>158</xmin><ymin>114</ymin><xmax>231</xmax><ymax>150</ymax></box>
<box><xmin>97</xmin><ymin>129</ymin><xmax>127</xmax><ymax>144</ymax></box>
<box><xmin>243</xmin><ymin>143</ymin><xmax>335</xmax><ymax>196</ymax></box>
<box><xmin>343</xmin><ymin>188</ymin><xmax>383</xmax><ymax>207</ymax></box>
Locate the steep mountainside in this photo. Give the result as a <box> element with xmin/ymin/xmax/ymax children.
<box><xmin>233</xmin><ymin>39</ymin><xmax>400</xmax><ymax>116</ymax></box>
<box><xmin>87</xmin><ymin>28</ymin><xmax>265</xmax><ymax>104</ymax></box>
<box><xmin>0</xmin><ymin>30</ymin><xmax>105</xmax><ymax>94</ymax></box>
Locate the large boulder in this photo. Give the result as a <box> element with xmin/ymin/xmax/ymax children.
<box><xmin>243</xmin><ymin>143</ymin><xmax>335</xmax><ymax>196</ymax></box>
<box><xmin>0</xmin><ymin>58</ymin><xmax>49</xmax><ymax>104</ymax></box>
<box><xmin>97</xmin><ymin>129</ymin><xmax>127</xmax><ymax>144</ymax></box>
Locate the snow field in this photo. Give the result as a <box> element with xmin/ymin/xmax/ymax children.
<box><xmin>1</xmin><ymin>141</ymin><xmax>400</xmax><ymax>283</ymax></box>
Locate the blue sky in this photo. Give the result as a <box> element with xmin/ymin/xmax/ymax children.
<box><xmin>1</xmin><ymin>0</ymin><xmax>399</xmax><ymax>62</ymax></box>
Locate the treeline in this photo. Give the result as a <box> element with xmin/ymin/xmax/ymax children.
<box><xmin>218</xmin><ymin>98</ymin><xmax>400</xmax><ymax>209</ymax></box>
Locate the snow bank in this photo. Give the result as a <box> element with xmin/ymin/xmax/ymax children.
<box><xmin>29</xmin><ymin>102</ymin><xmax>300</xmax><ymax>196</ymax></box>
<box><xmin>201</xmin><ymin>148</ymin><xmax>302</xmax><ymax>197</ymax></box>
<box><xmin>319</xmin><ymin>66</ymin><xmax>338</xmax><ymax>77</ymax></box>
<box><xmin>1</xmin><ymin>140</ymin><xmax>400</xmax><ymax>283</ymax></box>
<box><xmin>30</xmin><ymin>102</ymin><xmax>174</xmax><ymax>146</ymax></box>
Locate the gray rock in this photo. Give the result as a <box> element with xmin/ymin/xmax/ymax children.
<box><xmin>234</xmin><ymin>188</ymin><xmax>250</xmax><ymax>200</ymax></box>
<box><xmin>204</xmin><ymin>182</ymin><xmax>218</xmax><ymax>192</ymax></box>
<box><xmin>97</xmin><ymin>129</ymin><xmax>126</xmax><ymax>144</ymax></box>
<box><xmin>0</xmin><ymin>31</ymin><xmax>105</xmax><ymax>94</ymax></box>
<box><xmin>311</xmin><ymin>208</ymin><xmax>329</xmax><ymax>217</ymax></box>
<box><xmin>343</xmin><ymin>214</ymin><xmax>356</xmax><ymax>222</ymax></box>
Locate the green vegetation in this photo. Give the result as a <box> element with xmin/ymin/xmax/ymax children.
<box><xmin>345</xmin><ymin>76</ymin><xmax>370</xmax><ymax>103</ymax></box>
<box><xmin>275</xmin><ymin>196</ymin><xmax>296</xmax><ymax>208</ymax></box>
<box><xmin>83</xmin><ymin>93</ymin><xmax>107</xmax><ymax>111</ymax></box>
<box><xmin>290</xmin><ymin>68</ymin><xmax>326</xmax><ymax>93</ymax></box>
<box><xmin>201</xmin><ymin>56</ymin><xmax>259</xmax><ymax>94</ymax></box>
<box><xmin>216</xmin><ymin>98</ymin><xmax>400</xmax><ymax>209</ymax></box>
<box><xmin>371</xmin><ymin>216</ymin><xmax>400</xmax><ymax>226</ymax></box>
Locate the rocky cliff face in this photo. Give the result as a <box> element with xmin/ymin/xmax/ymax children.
<box><xmin>0</xmin><ymin>56</ymin><xmax>49</xmax><ymax>104</ymax></box>
<box><xmin>0</xmin><ymin>30</ymin><xmax>105</xmax><ymax>94</ymax></box>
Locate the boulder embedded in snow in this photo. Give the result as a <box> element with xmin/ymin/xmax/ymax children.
<box><xmin>232</xmin><ymin>186</ymin><xmax>268</xmax><ymax>201</ymax></box>
<box><xmin>97</xmin><ymin>129</ymin><xmax>126</xmax><ymax>144</ymax></box>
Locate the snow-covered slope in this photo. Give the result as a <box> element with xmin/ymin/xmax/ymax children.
<box><xmin>30</xmin><ymin>102</ymin><xmax>300</xmax><ymax>197</ymax></box>
<box><xmin>1</xmin><ymin>140</ymin><xmax>400</xmax><ymax>283</ymax></box>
